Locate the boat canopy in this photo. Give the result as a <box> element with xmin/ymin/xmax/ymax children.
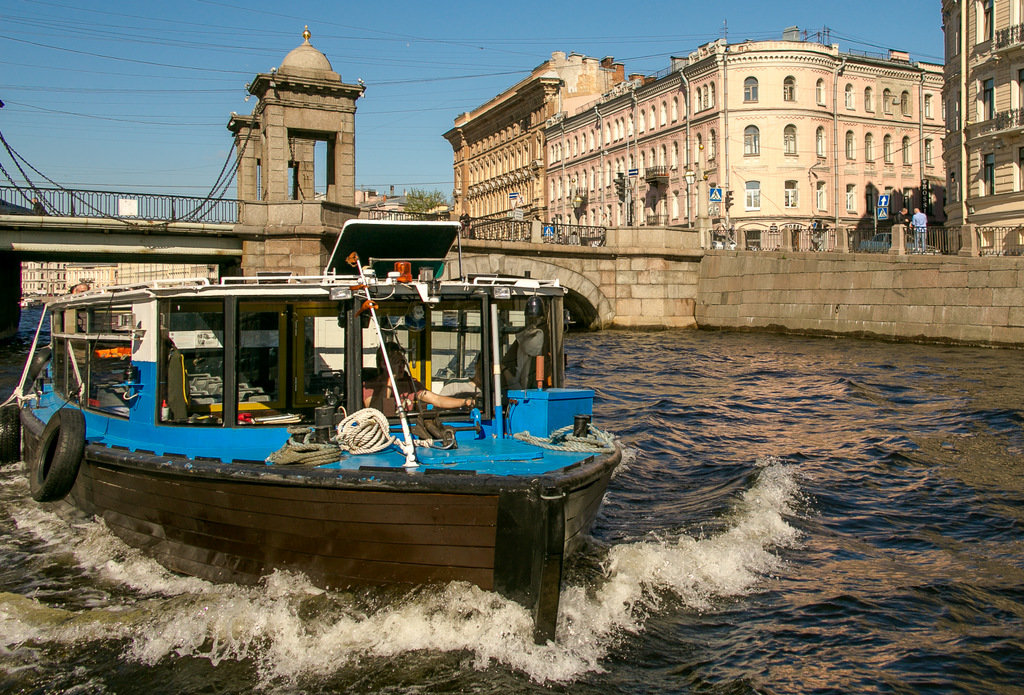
<box><xmin>324</xmin><ymin>219</ymin><xmax>461</xmax><ymax>280</ymax></box>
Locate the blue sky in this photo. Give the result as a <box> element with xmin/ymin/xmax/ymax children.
<box><xmin>0</xmin><ymin>0</ymin><xmax>945</xmax><ymax>201</ymax></box>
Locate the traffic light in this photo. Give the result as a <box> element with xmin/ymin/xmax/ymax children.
<box><xmin>724</xmin><ymin>190</ymin><xmax>734</xmax><ymax>210</ymax></box>
<box><xmin>614</xmin><ymin>173</ymin><xmax>626</xmax><ymax>201</ymax></box>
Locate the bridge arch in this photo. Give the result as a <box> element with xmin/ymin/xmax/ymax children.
<box><xmin>454</xmin><ymin>253</ymin><xmax>614</xmax><ymax>329</ymax></box>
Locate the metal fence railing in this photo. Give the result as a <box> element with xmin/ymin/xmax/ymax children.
<box><xmin>464</xmin><ymin>218</ymin><xmax>531</xmax><ymax>243</ymax></box>
<box><xmin>0</xmin><ymin>185</ymin><xmax>239</xmax><ymax>223</ymax></box>
<box><xmin>544</xmin><ymin>223</ymin><xmax>606</xmax><ymax>247</ymax></box>
<box><xmin>977</xmin><ymin>225</ymin><xmax>1024</xmax><ymax>256</ymax></box>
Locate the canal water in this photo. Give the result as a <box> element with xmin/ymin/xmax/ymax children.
<box><xmin>1</xmin><ymin>307</ymin><xmax>1022</xmax><ymax>694</ymax></box>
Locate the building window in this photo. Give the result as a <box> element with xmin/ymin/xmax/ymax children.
<box><xmin>902</xmin><ymin>136</ymin><xmax>912</xmax><ymax>165</ymax></box>
<box><xmin>1018</xmin><ymin>147</ymin><xmax>1024</xmax><ymax>190</ymax></box>
<box><xmin>744</xmin><ymin>76</ymin><xmax>758</xmax><ymax>102</ymax></box>
<box><xmin>983</xmin><ymin>78</ymin><xmax>995</xmax><ymax>120</ymax></box>
<box><xmin>816</xmin><ymin>127</ymin><xmax>826</xmax><ymax>157</ymax></box>
<box><xmin>816</xmin><ymin>181</ymin><xmax>827</xmax><ymax>210</ymax></box>
<box><xmin>784</xmin><ymin>180</ymin><xmax>798</xmax><ymax>208</ymax></box>
<box><xmin>883</xmin><ymin>89</ymin><xmax>893</xmax><ymax>115</ymax></box>
<box><xmin>816</xmin><ymin>79</ymin><xmax>825</xmax><ymax>105</ymax></box>
<box><xmin>661</xmin><ymin>101</ymin><xmax>667</xmax><ymax>126</ymax></box>
<box><xmin>672</xmin><ymin>97</ymin><xmax>679</xmax><ymax>121</ymax></box>
<box><xmin>638</xmin><ymin>111</ymin><xmax>646</xmax><ymax>133</ymax></box>
<box><xmin>984</xmin><ymin>152</ymin><xmax>995</xmax><ymax>194</ymax></box>
<box><xmin>925</xmin><ymin>139</ymin><xmax>934</xmax><ymax>166</ymax></box>
<box><xmin>924</xmin><ymin>93</ymin><xmax>933</xmax><ymax>119</ymax></box>
<box><xmin>744</xmin><ymin>125</ymin><xmax>760</xmax><ymax>155</ymax></box>
<box><xmin>709</xmin><ymin>130</ymin><xmax>717</xmax><ymax>160</ymax></box>
<box><xmin>883</xmin><ymin>134</ymin><xmax>893</xmax><ymax>164</ymax></box>
<box><xmin>846</xmin><ymin>130</ymin><xmax>856</xmax><ymax>160</ymax></box>
<box><xmin>696</xmin><ymin>134</ymin><xmax>703</xmax><ymax>167</ymax></box>
<box><xmin>865</xmin><ymin>87</ymin><xmax>874</xmax><ymax>112</ymax></box>
<box><xmin>650</xmin><ymin>106</ymin><xmax>656</xmax><ymax>129</ymax></box>
<box><xmin>784</xmin><ymin>124</ymin><xmax>797</xmax><ymax>155</ymax></box>
<box><xmin>745</xmin><ymin>181</ymin><xmax>761</xmax><ymax>210</ymax></box>
<box><xmin>846</xmin><ymin>184</ymin><xmax>856</xmax><ymax>212</ymax></box>
<box><xmin>983</xmin><ymin>0</ymin><xmax>994</xmax><ymax>42</ymax></box>
<box><xmin>845</xmin><ymin>83</ymin><xmax>855</xmax><ymax>109</ymax></box>
<box><xmin>672</xmin><ymin>142</ymin><xmax>679</xmax><ymax>168</ymax></box>
<box><xmin>784</xmin><ymin>76</ymin><xmax>796</xmax><ymax>101</ymax></box>
<box><xmin>865</xmin><ymin>133</ymin><xmax>875</xmax><ymax>162</ymax></box>
<box><xmin>900</xmin><ymin>91</ymin><xmax>911</xmax><ymax>116</ymax></box>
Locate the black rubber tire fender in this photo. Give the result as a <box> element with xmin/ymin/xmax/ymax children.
<box><xmin>30</xmin><ymin>408</ymin><xmax>85</xmax><ymax>502</ymax></box>
<box><xmin>23</xmin><ymin>346</ymin><xmax>52</xmax><ymax>389</ymax></box>
<box><xmin>0</xmin><ymin>403</ymin><xmax>20</xmax><ymax>464</ymax></box>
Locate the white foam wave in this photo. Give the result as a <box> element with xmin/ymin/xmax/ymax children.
<box><xmin>3</xmin><ymin>459</ymin><xmax>801</xmax><ymax>685</ymax></box>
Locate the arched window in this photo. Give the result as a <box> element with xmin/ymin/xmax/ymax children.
<box><xmin>865</xmin><ymin>87</ymin><xmax>874</xmax><ymax>112</ymax></box>
<box><xmin>709</xmin><ymin>129</ymin><xmax>717</xmax><ymax>160</ymax></box>
<box><xmin>661</xmin><ymin>101</ymin><xmax>667</xmax><ymax>125</ymax></box>
<box><xmin>902</xmin><ymin>136</ymin><xmax>911</xmax><ymax>165</ymax></box>
<box><xmin>659</xmin><ymin>144</ymin><xmax>667</xmax><ymax>166</ymax></box>
<box><xmin>784</xmin><ymin>124</ymin><xmax>798</xmax><ymax>155</ymax></box>
<box><xmin>816</xmin><ymin>127</ymin><xmax>826</xmax><ymax>157</ymax></box>
<box><xmin>709</xmin><ymin>83</ymin><xmax>716</xmax><ymax>107</ymax></box>
<box><xmin>744</xmin><ymin>76</ymin><xmax>759</xmax><ymax>102</ymax></box>
<box><xmin>696</xmin><ymin>133</ymin><xmax>703</xmax><ymax>166</ymax></box>
<box><xmin>845</xmin><ymin>130</ymin><xmax>856</xmax><ymax>159</ymax></box>
<box><xmin>900</xmin><ymin>91</ymin><xmax>911</xmax><ymax>116</ymax></box>
<box><xmin>815</xmin><ymin>78</ymin><xmax>825</xmax><ymax>104</ymax></box>
<box><xmin>744</xmin><ymin>125</ymin><xmax>760</xmax><ymax>155</ymax></box>
<box><xmin>924</xmin><ymin>93</ymin><xmax>933</xmax><ymax>118</ymax></box>
<box><xmin>883</xmin><ymin>89</ymin><xmax>893</xmax><ymax>114</ymax></box>
<box><xmin>883</xmin><ymin>134</ymin><xmax>893</xmax><ymax>163</ymax></box>
<box><xmin>672</xmin><ymin>97</ymin><xmax>679</xmax><ymax>121</ymax></box>
<box><xmin>639</xmin><ymin>110</ymin><xmax>646</xmax><ymax>133</ymax></box>
<box><xmin>672</xmin><ymin>142</ymin><xmax>679</xmax><ymax>168</ymax></box>
<box><xmin>784</xmin><ymin>76</ymin><xmax>796</xmax><ymax>101</ymax></box>
<box><xmin>845</xmin><ymin>83</ymin><xmax>855</xmax><ymax>109</ymax></box>
<box><xmin>628</xmin><ymin>114</ymin><xmax>634</xmax><ymax>137</ymax></box>
<box><xmin>865</xmin><ymin>132</ymin><xmax>875</xmax><ymax>161</ymax></box>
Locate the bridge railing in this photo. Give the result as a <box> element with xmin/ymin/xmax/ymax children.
<box><xmin>464</xmin><ymin>218</ymin><xmax>532</xmax><ymax>242</ymax></box>
<box><xmin>0</xmin><ymin>185</ymin><xmax>240</xmax><ymax>223</ymax></box>
<box><xmin>543</xmin><ymin>223</ymin><xmax>606</xmax><ymax>247</ymax></box>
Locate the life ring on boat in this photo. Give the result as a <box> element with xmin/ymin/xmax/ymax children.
<box><xmin>24</xmin><ymin>346</ymin><xmax>52</xmax><ymax>388</ymax></box>
<box><xmin>0</xmin><ymin>403</ymin><xmax>21</xmax><ymax>464</ymax></box>
<box><xmin>30</xmin><ymin>408</ymin><xmax>85</xmax><ymax>502</ymax></box>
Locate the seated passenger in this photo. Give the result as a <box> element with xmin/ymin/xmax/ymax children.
<box><xmin>166</xmin><ymin>339</ymin><xmax>190</xmax><ymax>421</ymax></box>
<box><xmin>363</xmin><ymin>342</ymin><xmax>474</xmax><ymax>417</ymax></box>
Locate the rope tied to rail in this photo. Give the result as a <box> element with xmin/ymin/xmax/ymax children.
<box><xmin>513</xmin><ymin>424</ymin><xmax>617</xmax><ymax>453</ymax></box>
<box><xmin>335</xmin><ymin>408</ymin><xmax>397</xmax><ymax>455</ymax></box>
<box><xmin>267</xmin><ymin>426</ymin><xmax>341</xmax><ymax>466</ymax></box>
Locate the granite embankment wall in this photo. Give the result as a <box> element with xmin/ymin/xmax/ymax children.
<box><xmin>696</xmin><ymin>251</ymin><xmax>1024</xmax><ymax>347</ymax></box>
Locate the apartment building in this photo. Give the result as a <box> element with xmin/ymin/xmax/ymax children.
<box><xmin>444</xmin><ymin>52</ymin><xmax>625</xmax><ymax>222</ymax></box>
<box><xmin>543</xmin><ymin>30</ymin><xmax>945</xmax><ymax>246</ymax></box>
<box><xmin>943</xmin><ymin>0</ymin><xmax>1024</xmax><ymax>227</ymax></box>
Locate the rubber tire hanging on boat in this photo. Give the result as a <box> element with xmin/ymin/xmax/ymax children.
<box><xmin>24</xmin><ymin>346</ymin><xmax>52</xmax><ymax>389</ymax></box>
<box><xmin>31</xmin><ymin>408</ymin><xmax>85</xmax><ymax>502</ymax></box>
<box><xmin>0</xmin><ymin>404</ymin><xmax>21</xmax><ymax>464</ymax></box>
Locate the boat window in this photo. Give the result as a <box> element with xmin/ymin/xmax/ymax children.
<box><xmin>237</xmin><ymin>303</ymin><xmax>284</xmax><ymax>417</ymax></box>
<box><xmin>497</xmin><ymin>296</ymin><xmax>556</xmax><ymax>392</ymax></box>
<box><xmin>294</xmin><ymin>306</ymin><xmax>346</xmax><ymax>408</ymax></box>
<box><xmin>48</xmin><ymin>304</ymin><xmax>136</xmax><ymax>418</ymax></box>
<box><xmin>162</xmin><ymin>300</ymin><xmax>224</xmax><ymax>425</ymax></box>
<box><xmin>429</xmin><ymin>301</ymin><xmax>484</xmax><ymax>399</ymax></box>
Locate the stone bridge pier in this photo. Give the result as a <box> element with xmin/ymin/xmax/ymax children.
<box><xmin>448</xmin><ymin>226</ymin><xmax>702</xmax><ymax>329</ymax></box>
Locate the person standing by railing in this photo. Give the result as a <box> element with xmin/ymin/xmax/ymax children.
<box><xmin>912</xmin><ymin>207</ymin><xmax>928</xmax><ymax>253</ymax></box>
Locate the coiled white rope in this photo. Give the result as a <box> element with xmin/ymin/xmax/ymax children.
<box><xmin>512</xmin><ymin>424</ymin><xmax>617</xmax><ymax>453</ymax></box>
<box><xmin>335</xmin><ymin>408</ymin><xmax>397</xmax><ymax>454</ymax></box>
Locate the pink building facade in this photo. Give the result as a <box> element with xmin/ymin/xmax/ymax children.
<box><xmin>545</xmin><ymin>33</ymin><xmax>946</xmax><ymax>248</ymax></box>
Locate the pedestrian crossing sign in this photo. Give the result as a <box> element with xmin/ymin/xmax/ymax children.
<box><xmin>709</xmin><ymin>187</ymin><xmax>723</xmax><ymax>202</ymax></box>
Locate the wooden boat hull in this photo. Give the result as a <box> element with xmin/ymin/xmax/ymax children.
<box><xmin>21</xmin><ymin>408</ymin><xmax>619</xmax><ymax>641</ymax></box>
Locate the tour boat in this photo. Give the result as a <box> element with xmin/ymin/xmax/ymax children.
<box><xmin>2</xmin><ymin>219</ymin><xmax>620</xmax><ymax>642</ymax></box>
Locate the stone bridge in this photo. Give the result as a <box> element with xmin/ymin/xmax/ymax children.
<box><xmin>445</xmin><ymin>224</ymin><xmax>703</xmax><ymax>330</ymax></box>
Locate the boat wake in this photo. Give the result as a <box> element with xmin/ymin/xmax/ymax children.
<box><xmin>0</xmin><ymin>457</ymin><xmax>801</xmax><ymax>685</ymax></box>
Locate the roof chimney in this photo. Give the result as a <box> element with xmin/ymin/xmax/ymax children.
<box><xmin>782</xmin><ymin>26</ymin><xmax>800</xmax><ymax>41</ymax></box>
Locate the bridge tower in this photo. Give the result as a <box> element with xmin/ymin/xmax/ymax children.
<box><xmin>228</xmin><ymin>28</ymin><xmax>365</xmax><ymax>275</ymax></box>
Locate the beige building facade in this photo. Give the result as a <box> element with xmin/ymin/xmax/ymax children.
<box><xmin>544</xmin><ymin>32</ymin><xmax>945</xmax><ymax>248</ymax></box>
<box><xmin>444</xmin><ymin>52</ymin><xmax>625</xmax><ymax>222</ymax></box>
<box><xmin>942</xmin><ymin>0</ymin><xmax>1024</xmax><ymax>230</ymax></box>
